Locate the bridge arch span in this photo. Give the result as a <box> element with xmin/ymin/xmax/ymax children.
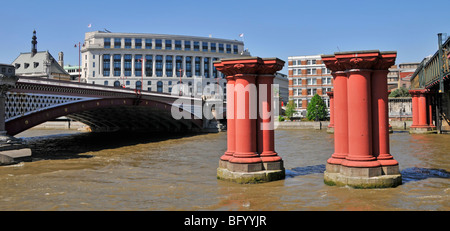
<box><xmin>6</xmin><ymin>97</ymin><xmax>202</xmax><ymax>136</ymax></box>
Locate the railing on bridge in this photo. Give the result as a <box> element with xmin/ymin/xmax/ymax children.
<box><xmin>410</xmin><ymin>33</ymin><xmax>450</xmax><ymax>91</ymax></box>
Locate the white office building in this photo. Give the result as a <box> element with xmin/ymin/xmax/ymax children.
<box><xmin>81</xmin><ymin>31</ymin><xmax>249</xmax><ymax>96</ymax></box>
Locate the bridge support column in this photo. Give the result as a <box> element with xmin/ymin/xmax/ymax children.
<box><xmin>214</xmin><ymin>57</ymin><xmax>285</xmax><ymax>183</ymax></box>
<box><xmin>322</xmin><ymin>50</ymin><xmax>401</xmax><ymax>188</ymax></box>
<box><xmin>409</xmin><ymin>89</ymin><xmax>436</xmax><ymax>134</ymax></box>
<box><xmin>0</xmin><ymin>66</ymin><xmax>31</xmax><ymax>165</ymax></box>
<box><xmin>371</xmin><ymin>53</ymin><xmax>399</xmax><ymax>175</ymax></box>
<box><xmin>326</xmin><ymin>91</ymin><xmax>334</xmax><ymax>134</ymax></box>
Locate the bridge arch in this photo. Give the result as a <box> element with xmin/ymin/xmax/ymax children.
<box><xmin>5</xmin><ymin>97</ymin><xmax>202</xmax><ymax>136</ymax></box>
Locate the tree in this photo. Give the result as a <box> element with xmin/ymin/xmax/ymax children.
<box><xmin>389</xmin><ymin>87</ymin><xmax>411</xmax><ymax>97</ymax></box>
<box><xmin>284</xmin><ymin>100</ymin><xmax>296</xmax><ymax>118</ymax></box>
<box><xmin>306</xmin><ymin>94</ymin><xmax>327</xmax><ymax>121</ymax></box>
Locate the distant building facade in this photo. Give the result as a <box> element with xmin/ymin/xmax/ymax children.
<box><xmin>387</xmin><ymin>62</ymin><xmax>420</xmax><ymax>90</ymax></box>
<box><xmin>81</xmin><ymin>31</ymin><xmax>249</xmax><ymax>96</ymax></box>
<box><xmin>274</xmin><ymin>72</ymin><xmax>289</xmax><ymax>106</ymax></box>
<box><xmin>287</xmin><ymin>54</ymin><xmax>333</xmax><ymax>117</ymax></box>
<box><xmin>63</xmin><ymin>64</ymin><xmax>81</xmax><ymax>81</ymax></box>
<box><xmin>12</xmin><ymin>31</ymin><xmax>70</xmax><ymax>81</ymax></box>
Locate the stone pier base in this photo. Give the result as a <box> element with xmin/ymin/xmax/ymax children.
<box><xmin>409</xmin><ymin>126</ymin><xmax>436</xmax><ymax>134</ymax></box>
<box><xmin>324</xmin><ymin>163</ymin><xmax>402</xmax><ymax>188</ymax></box>
<box><xmin>217</xmin><ymin>160</ymin><xmax>285</xmax><ymax>184</ymax></box>
<box><xmin>0</xmin><ymin>145</ymin><xmax>32</xmax><ymax>165</ymax></box>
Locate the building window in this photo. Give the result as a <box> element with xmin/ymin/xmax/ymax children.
<box><xmin>103</xmin><ymin>55</ymin><xmax>110</xmax><ymax>76</ymax></box>
<box><xmin>114</xmin><ymin>80</ymin><xmax>121</xmax><ymax>87</ymax></box>
<box><xmin>155</xmin><ymin>39</ymin><xmax>162</xmax><ymax>49</ymax></box>
<box><xmin>226</xmin><ymin>44</ymin><xmax>231</xmax><ymax>53</ymax></box>
<box><xmin>104</xmin><ymin>38</ymin><xmax>111</xmax><ymax>48</ymax></box>
<box><xmin>204</xmin><ymin>57</ymin><xmax>210</xmax><ymax>78</ymax></box>
<box><xmin>145</xmin><ymin>55</ymin><xmax>153</xmax><ymax>76</ymax></box>
<box><xmin>124</xmin><ymin>54</ymin><xmax>132</xmax><ymax>76</ymax></box>
<box><xmin>145</xmin><ymin>39</ymin><xmax>152</xmax><ymax>49</ymax></box>
<box><xmin>157</xmin><ymin>81</ymin><xmax>163</xmax><ymax>93</ymax></box>
<box><xmin>155</xmin><ymin>55</ymin><xmax>163</xmax><ymax>77</ymax></box>
<box><xmin>136</xmin><ymin>81</ymin><xmax>142</xmax><ymax>90</ymax></box>
<box><xmin>211</xmin><ymin>43</ymin><xmax>216</xmax><ymax>52</ymax></box>
<box><xmin>125</xmin><ymin>38</ymin><xmax>132</xmax><ymax>48</ymax></box>
<box><xmin>233</xmin><ymin>45</ymin><xmax>238</xmax><ymax>54</ymax></box>
<box><xmin>113</xmin><ymin>54</ymin><xmax>121</xmax><ymax>76</ymax></box>
<box><xmin>175</xmin><ymin>40</ymin><xmax>182</xmax><ymax>50</ymax></box>
<box><xmin>135</xmin><ymin>39</ymin><xmax>142</xmax><ymax>49</ymax></box>
<box><xmin>212</xmin><ymin>57</ymin><xmax>219</xmax><ymax>78</ymax></box>
<box><xmin>114</xmin><ymin>38</ymin><xmax>121</xmax><ymax>48</ymax></box>
<box><xmin>322</xmin><ymin>67</ymin><xmax>330</xmax><ymax>74</ymax></box>
<box><xmin>93</xmin><ymin>71</ymin><xmax>95</xmax><ymax>77</ymax></box>
<box><xmin>185</xmin><ymin>41</ymin><xmax>191</xmax><ymax>51</ymax></box>
<box><xmin>186</xmin><ymin>56</ymin><xmax>192</xmax><ymax>77</ymax></box>
<box><xmin>195</xmin><ymin>57</ymin><xmax>201</xmax><ymax>76</ymax></box>
<box><xmin>219</xmin><ymin>44</ymin><xmax>224</xmax><ymax>53</ymax></box>
<box><xmin>166</xmin><ymin>55</ymin><xmax>173</xmax><ymax>77</ymax></box>
<box><xmin>104</xmin><ymin>80</ymin><xmax>108</xmax><ymax>86</ymax></box>
<box><xmin>307</xmin><ymin>60</ymin><xmax>316</xmax><ymax>65</ymax></box>
<box><xmin>194</xmin><ymin>41</ymin><xmax>200</xmax><ymax>51</ymax></box>
<box><xmin>176</xmin><ymin>56</ymin><xmax>183</xmax><ymax>77</ymax></box>
<box><xmin>135</xmin><ymin>55</ymin><xmax>142</xmax><ymax>76</ymax></box>
<box><xmin>202</xmin><ymin>42</ymin><xmax>208</xmax><ymax>51</ymax></box>
<box><xmin>34</xmin><ymin>62</ymin><xmax>39</xmax><ymax>68</ymax></box>
<box><xmin>165</xmin><ymin>39</ymin><xmax>172</xmax><ymax>50</ymax></box>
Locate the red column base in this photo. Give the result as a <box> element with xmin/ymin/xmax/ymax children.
<box><xmin>260</xmin><ymin>151</ymin><xmax>282</xmax><ymax>162</ymax></box>
<box><xmin>220</xmin><ymin>151</ymin><xmax>234</xmax><ymax>161</ymax></box>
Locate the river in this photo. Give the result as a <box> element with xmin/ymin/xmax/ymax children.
<box><xmin>0</xmin><ymin>128</ymin><xmax>448</xmax><ymax>211</ymax></box>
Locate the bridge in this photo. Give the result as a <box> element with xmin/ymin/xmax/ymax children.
<box><xmin>3</xmin><ymin>76</ymin><xmax>227</xmax><ymax>136</ymax></box>
<box><xmin>0</xmin><ymin>64</ymin><xmax>225</xmax><ymax>164</ymax></box>
<box><xmin>409</xmin><ymin>33</ymin><xmax>450</xmax><ymax>133</ymax></box>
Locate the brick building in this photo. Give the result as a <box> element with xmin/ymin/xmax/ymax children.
<box><xmin>287</xmin><ymin>54</ymin><xmax>333</xmax><ymax>117</ymax></box>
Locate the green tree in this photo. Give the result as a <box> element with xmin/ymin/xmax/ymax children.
<box><xmin>284</xmin><ymin>100</ymin><xmax>296</xmax><ymax>118</ymax></box>
<box><xmin>389</xmin><ymin>87</ymin><xmax>411</xmax><ymax>97</ymax></box>
<box><xmin>306</xmin><ymin>94</ymin><xmax>327</xmax><ymax>121</ymax></box>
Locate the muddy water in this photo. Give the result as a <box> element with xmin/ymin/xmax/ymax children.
<box><xmin>0</xmin><ymin>129</ymin><xmax>448</xmax><ymax>211</ymax></box>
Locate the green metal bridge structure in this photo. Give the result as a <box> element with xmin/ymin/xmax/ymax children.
<box><xmin>410</xmin><ymin>33</ymin><xmax>450</xmax><ymax>133</ymax></box>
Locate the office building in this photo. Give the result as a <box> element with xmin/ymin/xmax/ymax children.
<box><xmin>81</xmin><ymin>31</ymin><xmax>249</xmax><ymax>96</ymax></box>
<box><xmin>288</xmin><ymin>54</ymin><xmax>334</xmax><ymax>117</ymax></box>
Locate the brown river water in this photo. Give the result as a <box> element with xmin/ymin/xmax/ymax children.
<box><xmin>0</xmin><ymin>128</ymin><xmax>448</xmax><ymax>211</ymax></box>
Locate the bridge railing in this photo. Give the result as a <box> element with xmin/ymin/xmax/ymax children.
<box><xmin>410</xmin><ymin>34</ymin><xmax>450</xmax><ymax>90</ymax></box>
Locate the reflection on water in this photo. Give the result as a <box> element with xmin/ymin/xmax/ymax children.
<box><xmin>286</xmin><ymin>165</ymin><xmax>326</xmax><ymax>178</ymax></box>
<box><xmin>0</xmin><ymin>129</ymin><xmax>447</xmax><ymax>211</ymax></box>
<box><xmin>401</xmin><ymin>167</ymin><xmax>450</xmax><ymax>184</ymax></box>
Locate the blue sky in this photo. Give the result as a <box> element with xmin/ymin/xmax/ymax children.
<box><xmin>1</xmin><ymin>0</ymin><xmax>448</xmax><ymax>74</ymax></box>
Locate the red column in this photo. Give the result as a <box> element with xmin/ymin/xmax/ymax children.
<box><xmin>343</xmin><ymin>69</ymin><xmax>380</xmax><ymax>168</ymax></box>
<box><xmin>428</xmin><ymin>94</ymin><xmax>434</xmax><ymax>127</ymax></box>
<box><xmin>256</xmin><ymin>58</ymin><xmax>284</xmax><ymax>163</ymax></box>
<box><xmin>321</xmin><ymin>55</ymin><xmax>348</xmax><ymax>166</ymax></box>
<box><xmin>213</xmin><ymin>63</ymin><xmax>236</xmax><ymax>163</ymax></box>
<box><xmin>326</xmin><ymin>91</ymin><xmax>334</xmax><ymax>128</ymax></box>
<box><xmin>222</xmin><ymin>75</ymin><xmax>235</xmax><ymax>161</ymax></box>
<box><xmin>257</xmin><ymin>74</ymin><xmax>279</xmax><ymax>162</ymax></box>
<box><xmin>329</xmin><ymin>72</ymin><xmax>348</xmax><ymax>164</ymax></box>
<box><xmin>372</xmin><ymin>69</ymin><xmax>398</xmax><ymax>166</ymax></box>
<box><xmin>418</xmin><ymin>92</ymin><xmax>428</xmax><ymax>127</ymax></box>
<box><xmin>410</xmin><ymin>91</ymin><xmax>419</xmax><ymax>127</ymax></box>
<box><xmin>231</xmin><ymin>73</ymin><xmax>261</xmax><ymax>164</ymax></box>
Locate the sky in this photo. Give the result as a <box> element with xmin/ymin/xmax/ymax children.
<box><xmin>1</xmin><ymin>0</ymin><xmax>448</xmax><ymax>74</ymax></box>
